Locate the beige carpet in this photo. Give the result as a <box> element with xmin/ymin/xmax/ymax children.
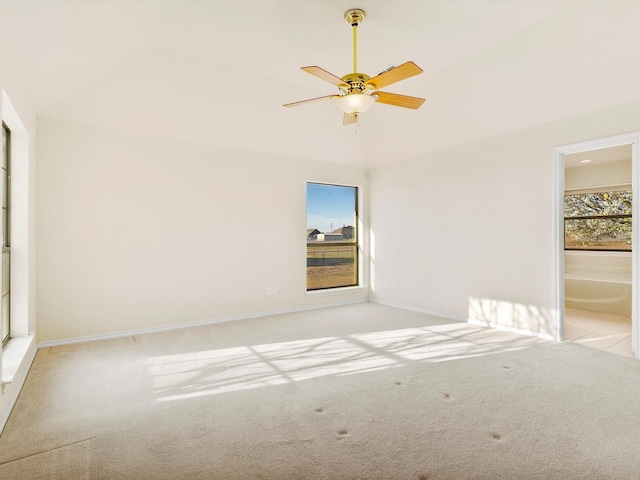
<box><xmin>1</xmin><ymin>302</ymin><xmax>640</xmax><ymax>479</ymax></box>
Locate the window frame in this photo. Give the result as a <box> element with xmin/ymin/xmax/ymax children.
<box><xmin>306</xmin><ymin>182</ymin><xmax>359</xmax><ymax>291</ymax></box>
<box><xmin>2</xmin><ymin>122</ymin><xmax>10</xmax><ymax>348</ymax></box>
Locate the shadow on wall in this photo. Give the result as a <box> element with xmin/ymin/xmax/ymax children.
<box><xmin>468</xmin><ymin>296</ymin><xmax>557</xmax><ymax>339</ymax></box>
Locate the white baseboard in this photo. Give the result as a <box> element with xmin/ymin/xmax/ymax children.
<box><xmin>467</xmin><ymin>317</ymin><xmax>556</xmax><ymax>341</ymax></box>
<box><xmin>371</xmin><ymin>298</ymin><xmax>556</xmax><ymax>341</ymax></box>
<box><xmin>38</xmin><ymin>300</ymin><xmax>369</xmax><ymax>349</ymax></box>
<box><xmin>370</xmin><ymin>299</ymin><xmax>468</xmax><ymax>323</ymax></box>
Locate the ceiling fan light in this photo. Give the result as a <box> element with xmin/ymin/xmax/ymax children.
<box><xmin>335</xmin><ymin>93</ymin><xmax>375</xmax><ymax>115</ymax></box>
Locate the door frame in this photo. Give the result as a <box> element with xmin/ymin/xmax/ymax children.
<box><xmin>553</xmin><ymin>132</ymin><xmax>639</xmax><ymax>359</ymax></box>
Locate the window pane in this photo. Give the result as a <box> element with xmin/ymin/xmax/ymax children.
<box><xmin>306</xmin><ymin>183</ymin><xmax>358</xmax><ymax>290</ymax></box>
<box><xmin>2</xmin><ymin>294</ymin><xmax>8</xmax><ymax>345</ymax></box>
<box><xmin>565</xmin><ymin>191</ymin><xmax>631</xmax><ymax>217</ymax></box>
<box><xmin>2</xmin><ymin>249</ymin><xmax>9</xmax><ymax>296</ymax></box>
<box><xmin>2</xmin><ymin>125</ymin><xmax>8</xmax><ymax>248</ymax></box>
<box><xmin>565</xmin><ymin>217</ymin><xmax>632</xmax><ymax>251</ymax></box>
<box><xmin>1</xmin><ymin>125</ymin><xmax>6</xmax><ymax>167</ymax></box>
<box><xmin>1</xmin><ymin>208</ymin><xmax>5</xmax><ymax>247</ymax></box>
<box><xmin>1</xmin><ymin>248</ymin><xmax>7</xmax><ymax>346</ymax></box>
<box><xmin>307</xmin><ymin>245</ymin><xmax>357</xmax><ymax>290</ymax></box>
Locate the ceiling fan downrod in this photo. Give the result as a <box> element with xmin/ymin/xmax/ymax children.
<box><xmin>344</xmin><ymin>9</ymin><xmax>365</xmax><ymax>74</ymax></box>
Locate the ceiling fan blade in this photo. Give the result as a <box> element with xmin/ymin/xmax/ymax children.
<box><xmin>364</xmin><ymin>61</ymin><xmax>423</xmax><ymax>90</ymax></box>
<box><xmin>301</xmin><ymin>66</ymin><xmax>348</xmax><ymax>88</ymax></box>
<box><xmin>283</xmin><ymin>95</ymin><xmax>338</xmax><ymax>108</ymax></box>
<box><xmin>373</xmin><ymin>91</ymin><xmax>425</xmax><ymax>109</ymax></box>
<box><xmin>343</xmin><ymin>113</ymin><xmax>357</xmax><ymax>126</ymax></box>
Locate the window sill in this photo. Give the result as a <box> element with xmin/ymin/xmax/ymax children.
<box><xmin>565</xmin><ymin>250</ymin><xmax>631</xmax><ymax>257</ymax></box>
<box><xmin>306</xmin><ymin>285</ymin><xmax>367</xmax><ymax>297</ymax></box>
<box><xmin>2</xmin><ymin>334</ymin><xmax>35</xmax><ymax>387</ymax></box>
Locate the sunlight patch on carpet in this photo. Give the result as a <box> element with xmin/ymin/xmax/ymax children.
<box><xmin>146</xmin><ymin>322</ymin><xmax>540</xmax><ymax>402</ymax></box>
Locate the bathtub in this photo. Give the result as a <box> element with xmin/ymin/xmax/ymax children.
<box><xmin>564</xmin><ymin>251</ymin><xmax>632</xmax><ymax>317</ymax></box>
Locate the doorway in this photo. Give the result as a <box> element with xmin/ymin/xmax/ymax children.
<box><xmin>554</xmin><ymin>134</ymin><xmax>639</xmax><ymax>359</ymax></box>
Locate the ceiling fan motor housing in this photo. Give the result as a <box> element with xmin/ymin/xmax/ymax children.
<box><xmin>340</xmin><ymin>72</ymin><xmax>373</xmax><ymax>94</ymax></box>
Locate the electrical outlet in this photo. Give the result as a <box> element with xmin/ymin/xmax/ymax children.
<box><xmin>266</xmin><ymin>287</ymin><xmax>278</xmax><ymax>296</ymax></box>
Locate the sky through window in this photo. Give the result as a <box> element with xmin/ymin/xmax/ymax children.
<box><xmin>307</xmin><ymin>183</ymin><xmax>356</xmax><ymax>233</ymax></box>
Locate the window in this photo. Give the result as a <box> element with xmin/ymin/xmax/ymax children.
<box><xmin>307</xmin><ymin>182</ymin><xmax>358</xmax><ymax>290</ymax></box>
<box><xmin>1</xmin><ymin>123</ymin><xmax>9</xmax><ymax>347</ymax></box>
<box><xmin>564</xmin><ymin>190</ymin><xmax>632</xmax><ymax>251</ymax></box>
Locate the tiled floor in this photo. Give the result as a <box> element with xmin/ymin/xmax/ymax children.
<box><xmin>565</xmin><ymin>308</ymin><xmax>634</xmax><ymax>358</ymax></box>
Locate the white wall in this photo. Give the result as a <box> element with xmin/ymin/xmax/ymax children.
<box><xmin>565</xmin><ymin>159</ymin><xmax>631</xmax><ymax>191</ymax></box>
<box><xmin>36</xmin><ymin>118</ymin><xmax>368</xmax><ymax>343</ymax></box>
<box><xmin>370</xmin><ymin>100</ymin><xmax>640</xmax><ymax>339</ymax></box>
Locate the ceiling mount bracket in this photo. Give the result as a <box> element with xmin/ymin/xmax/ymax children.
<box><xmin>344</xmin><ymin>8</ymin><xmax>365</xmax><ymax>27</ymax></box>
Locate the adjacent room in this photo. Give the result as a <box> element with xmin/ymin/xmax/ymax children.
<box><xmin>563</xmin><ymin>145</ymin><xmax>634</xmax><ymax>357</ymax></box>
<box><xmin>1</xmin><ymin>1</ymin><xmax>640</xmax><ymax>478</ymax></box>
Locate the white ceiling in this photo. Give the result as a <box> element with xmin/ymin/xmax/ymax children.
<box><xmin>2</xmin><ymin>0</ymin><xmax>640</xmax><ymax>167</ymax></box>
<box><xmin>565</xmin><ymin>145</ymin><xmax>632</xmax><ymax>169</ymax></box>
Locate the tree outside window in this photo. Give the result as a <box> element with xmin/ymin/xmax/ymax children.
<box><xmin>564</xmin><ymin>190</ymin><xmax>632</xmax><ymax>251</ymax></box>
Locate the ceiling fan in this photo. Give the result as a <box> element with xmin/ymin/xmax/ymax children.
<box><xmin>284</xmin><ymin>8</ymin><xmax>425</xmax><ymax>126</ymax></box>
